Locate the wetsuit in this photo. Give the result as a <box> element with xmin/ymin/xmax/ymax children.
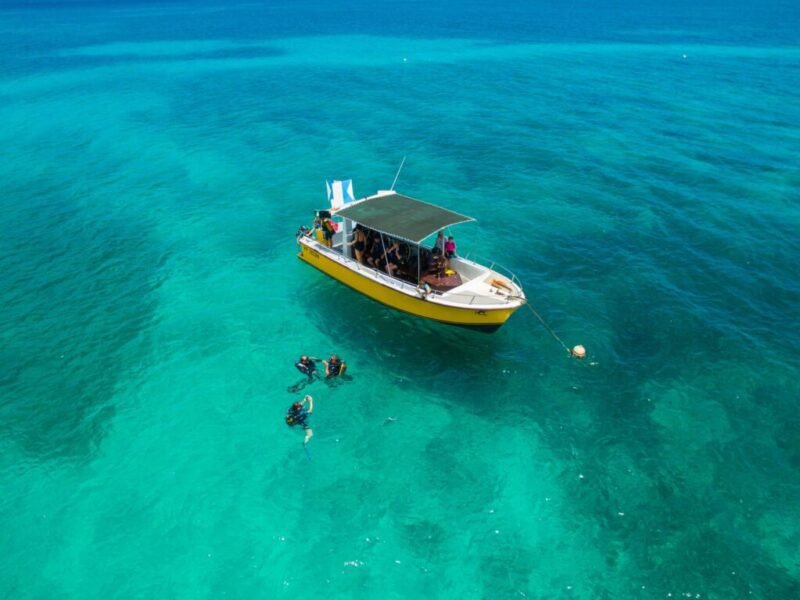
<box><xmin>327</xmin><ymin>359</ymin><xmax>343</xmax><ymax>377</ymax></box>
<box><xmin>295</xmin><ymin>359</ymin><xmax>317</xmax><ymax>379</ymax></box>
<box><xmin>287</xmin><ymin>407</ymin><xmax>309</xmax><ymax>428</ymax></box>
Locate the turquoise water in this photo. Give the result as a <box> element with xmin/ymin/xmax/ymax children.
<box><xmin>1</xmin><ymin>1</ymin><xmax>799</xmax><ymax>597</ymax></box>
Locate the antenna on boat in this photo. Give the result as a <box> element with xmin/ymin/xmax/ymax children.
<box><xmin>390</xmin><ymin>156</ymin><xmax>406</xmax><ymax>191</ymax></box>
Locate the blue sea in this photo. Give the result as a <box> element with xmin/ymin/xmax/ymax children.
<box><xmin>1</xmin><ymin>1</ymin><xmax>799</xmax><ymax>597</ymax></box>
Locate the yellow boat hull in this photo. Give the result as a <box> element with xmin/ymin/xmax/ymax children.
<box><xmin>298</xmin><ymin>244</ymin><xmax>518</xmax><ymax>332</ymax></box>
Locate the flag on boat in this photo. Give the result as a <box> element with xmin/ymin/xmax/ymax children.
<box><xmin>327</xmin><ymin>179</ymin><xmax>355</xmax><ymax>210</ymax></box>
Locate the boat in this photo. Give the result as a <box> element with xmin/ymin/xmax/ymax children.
<box><xmin>296</xmin><ymin>182</ymin><xmax>526</xmax><ymax>332</ymax></box>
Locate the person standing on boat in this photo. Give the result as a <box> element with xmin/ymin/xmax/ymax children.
<box><xmin>434</xmin><ymin>231</ymin><xmax>446</xmax><ymax>255</ymax></box>
<box><xmin>286</xmin><ymin>395</ymin><xmax>313</xmax><ymax>445</ymax></box>
<box><xmin>321</xmin><ymin>216</ymin><xmax>336</xmax><ymax>248</ymax></box>
<box><xmin>347</xmin><ymin>225</ymin><xmax>367</xmax><ymax>264</ymax></box>
<box><xmin>445</xmin><ymin>236</ymin><xmax>457</xmax><ymax>259</ymax></box>
<box><xmin>305</xmin><ymin>216</ymin><xmax>321</xmax><ymax>242</ymax></box>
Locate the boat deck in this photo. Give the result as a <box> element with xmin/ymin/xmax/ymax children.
<box><xmin>300</xmin><ymin>234</ymin><xmax>524</xmax><ymax>310</ymax></box>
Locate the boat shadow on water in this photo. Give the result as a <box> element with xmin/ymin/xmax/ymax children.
<box><xmin>298</xmin><ymin>274</ymin><xmax>515</xmax><ymax>397</ymax></box>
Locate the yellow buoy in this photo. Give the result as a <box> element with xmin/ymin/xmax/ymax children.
<box><xmin>571</xmin><ymin>345</ymin><xmax>587</xmax><ymax>359</ymax></box>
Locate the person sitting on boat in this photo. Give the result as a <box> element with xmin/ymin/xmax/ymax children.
<box><xmin>396</xmin><ymin>243</ymin><xmax>412</xmax><ymax>280</ymax></box>
<box><xmin>430</xmin><ymin>252</ymin><xmax>447</xmax><ymax>278</ymax></box>
<box><xmin>323</xmin><ymin>354</ymin><xmax>346</xmax><ymax>378</ymax></box>
<box><xmin>285</xmin><ymin>395</ymin><xmax>313</xmax><ymax>445</ymax></box>
<box><xmin>367</xmin><ymin>236</ymin><xmax>384</xmax><ymax>269</ymax></box>
<box><xmin>445</xmin><ymin>236</ymin><xmax>457</xmax><ymax>259</ymax></box>
<box><xmin>384</xmin><ymin>241</ymin><xmax>402</xmax><ymax>277</ymax></box>
<box><xmin>295</xmin><ymin>355</ymin><xmax>321</xmax><ymax>381</ymax></box>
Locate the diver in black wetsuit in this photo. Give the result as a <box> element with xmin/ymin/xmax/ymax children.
<box><xmin>295</xmin><ymin>355</ymin><xmax>321</xmax><ymax>381</ymax></box>
<box><xmin>285</xmin><ymin>395</ymin><xmax>313</xmax><ymax>445</ymax></box>
<box><xmin>287</xmin><ymin>355</ymin><xmax>323</xmax><ymax>394</ymax></box>
<box><xmin>323</xmin><ymin>354</ymin><xmax>346</xmax><ymax>378</ymax></box>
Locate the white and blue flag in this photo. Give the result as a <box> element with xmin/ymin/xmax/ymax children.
<box><xmin>326</xmin><ymin>179</ymin><xmax>355</xmax><ymax>210</ymax></box>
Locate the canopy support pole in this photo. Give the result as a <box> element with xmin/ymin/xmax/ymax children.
<box><xmin>416</xmin><ymin>245</ymin><xmax>421</xmax><ymax>285</ymax></box>
<box><xmin>380</xmin><ymin>232</ymin><xmax>390</xmax><ymax>275</ymax></box>
<box><xmin>343</xmin><ymin>219</ymin><xmax>352</xmax><ymax>259</ymax></box>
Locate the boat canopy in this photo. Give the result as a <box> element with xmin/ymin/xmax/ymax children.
<box><xmin>334</xmin><ymin>192</ymin><xmax>474</xmax><ymax>244</ymax></box>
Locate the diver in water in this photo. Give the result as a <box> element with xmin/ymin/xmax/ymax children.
<box><xmin>294</xmin><ymin>355</ymin><xmax>321</xmax><ymax>381</ymax></box>
<box><xmin>287</xmin><ymin>355</ymin><xmax>322</xmax><ymax>393</ymax></box>
<box><xmin>323</xmin><ymin>354</ymin><xmax>346</xmax><ymax>378</ymax></box>
<box><xmin>285</xmin><ymin>395</ymin><xmax>314</xmax><ymax>445</ymax></box>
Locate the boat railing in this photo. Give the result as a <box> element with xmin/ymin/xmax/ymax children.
<box><xmin>369</xmin><ymin>265</ymin><xmax>418</xmax><ymax>294</ymax></box>
<box><xmin>457</xmin><ymin>252</ymin><xmax>524</xmax><ymax>289</ymax></box>
<box><xmin>301</xmin><ymin>237</ymin><xmax>524</xmax><ymax>306</ymax></box>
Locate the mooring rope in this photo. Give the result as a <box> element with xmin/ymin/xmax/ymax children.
<box><xmin>511</xmin><ymin>295</ymin><xmax>574</xmax><ymax>357</ymax></box>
